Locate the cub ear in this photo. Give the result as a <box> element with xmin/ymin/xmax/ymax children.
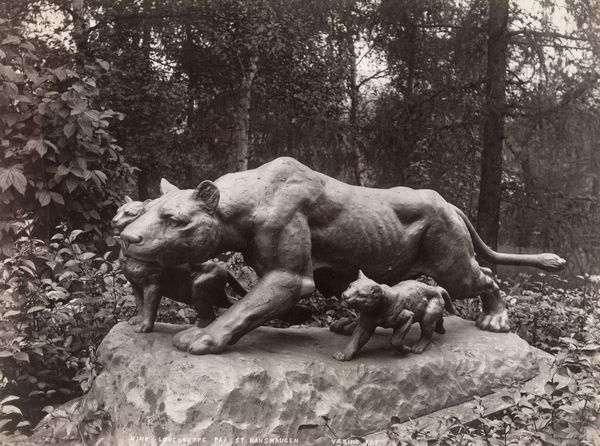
<box><xmin>124</xmin><ymin>196</ymin><xmax>133</xmax><ymax>203</ymax></box>
<box><xmin>142</xmin><ymin>199</ymin><xmax>152</xmax><ymax>205</ymax></box>
<box><xmin>358</xmin><ymin>269</ymin><xmax>368</xmax><ymax>280</ymax></box>
<box><xmin>390</xmin><ymin>416</ymin><xmax>401</xmax><ymax>424</ymax></box>
<box><xmin>160</xmin><ymin>178</ymin><xmax>179</xmax><ymax>195</ymax></box>
<box><xmin>193</xmin><ymin>180</ymin><xmax>220</xmax><ymax>214</ymax></box>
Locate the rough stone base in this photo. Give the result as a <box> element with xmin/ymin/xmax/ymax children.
<box><xmin>65</xmin><ymin>317</ymin><xmax>550</xmax><ymax>445</ymax></box>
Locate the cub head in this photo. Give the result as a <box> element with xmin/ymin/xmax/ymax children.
<box><xmin>341</xmin><ymin>270</ymin><xmax>383</xmax><ymax>312</ymax></box>
<box><xmin>111</xmin><ymin>197</ymin><xmax>149</xmax><ymax>235</ymax></box>
<box><xmin>119</xmin><ymin>179</ymin><xmax>222</xmax><ymax>266</ymax></box>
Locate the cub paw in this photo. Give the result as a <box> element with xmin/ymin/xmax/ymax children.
<box><xmin>476</xmin><ymin>309</ymin><xmax>511</xmax><ymax>333</ymax></box>
<box><xmin>333</xmin><ymin>350</ymin><xmax>354</xmax><ymax>361</ymax></box>
<box><xmin>393</xmin><ymin>345</ymin><xmax>412</xmax><ymax>354</ymax></box>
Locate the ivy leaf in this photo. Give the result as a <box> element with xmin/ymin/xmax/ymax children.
<box><xmin>25</xmin><ymin>139</ymin><xmax>47</xmax><ymax>157</ymax></box>
<box><xmin>63</xmin><ymin>122</ymin><xmax>77</xmax><ymax>138</ymax></box>
<box><xmin>50</xmin><ymin>192</ymin><xmax>65</xmax><ymax>205</ymax></box>
<box><xmin>96</xmin><ymin>59</ymin><xmax>110</xmax><ymax>71</ymax></box>
<box><xmin>13</xmin><ymin>352</ymin><xmax>29</xmax><ymax>362</ymax></box>
<box><xmin>1</xmin><ymin>405</ymin><xmax>22</xmax><ymax>415</ymax></box>
<box><xmin>66</xmin><ymin>177</ymin><xmax>78</xmax><ymax>193</ymax></box>
<box><xmin>0</xmin><ymin>395</ymin><xmax>19</xmax><ymax>405</ymax></box>
<box><xmin>1</xmin><ymin>35</ymin><xmax>21</xmax><ymax>45</ymax></box>
<box><xmin>37</xmin><ymin>190</ymin><xmax>51</xmax><ymax>207</ymax></box>
<box><xmin>0</xmin><ymin>166</ymin><xmax>27</xmax><ymax>194</ymax></box>
<box><xmin>3</xmin><ymin>82</ymin><xmax>18</xmax><ymax>99</ymax></box>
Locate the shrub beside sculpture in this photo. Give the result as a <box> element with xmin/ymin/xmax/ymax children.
<box><xmin>114</xmin><ymin>157</ymin><xmax>566</xmax><ymax>358</ymax></box>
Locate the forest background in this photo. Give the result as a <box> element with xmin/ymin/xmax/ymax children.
<box><xmin>0</xmin><ymin>0</ymin><xmax>599</xmax><ymax>443</ymax></box>
<box><xmin>1</xmin><ymin>0</ymin><xmax>599</xmax><ymax>274</ymax></box>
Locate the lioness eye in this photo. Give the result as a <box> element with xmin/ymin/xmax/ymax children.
<box><xmin>168</xmin><ymin>216</ymin><xmax>183</xmax><ymax>226</ymax></box>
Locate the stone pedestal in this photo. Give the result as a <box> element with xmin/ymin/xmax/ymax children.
<box><xmin>72</xmin><ymin>317</ymin><xmax>550</xmax><ymax>445</ymax></box>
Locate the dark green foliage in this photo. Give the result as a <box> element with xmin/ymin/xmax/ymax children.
<box><xmin>0</xmin><ymin>21</ymin><xmax>135</xmax><ymax>252</ymax></box>
<box><xmin>0</xmin><ymin>222</ymin><xmax>131</xmax><ymax>434</ymax></box>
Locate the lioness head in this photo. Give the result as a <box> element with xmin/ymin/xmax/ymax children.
<box><xmin>341</xmin><ymin>270</ymin><xmax>383</xmax><ymax>312</ymax></box>
<box><xmin>119</xmin><ymin>179</ymin><xmax>222</xmax><ymax>266</ymax></box>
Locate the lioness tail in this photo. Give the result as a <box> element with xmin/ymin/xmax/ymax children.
<box><xmin>452</xmin><ymin>205</ymin><xmax>566</xmax><ymax>272</ymax></box>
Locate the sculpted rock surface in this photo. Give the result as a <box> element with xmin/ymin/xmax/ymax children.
<box><xmin>81</xmin><ymin>317</ymin><xmax>550</xmax><ymax>445</ymax></box>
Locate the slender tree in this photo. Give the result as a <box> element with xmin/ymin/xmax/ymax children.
<box><xmin>477</xmin><ymin>0</ymin><xmax>509</xmax><ymax>252</ymax></box>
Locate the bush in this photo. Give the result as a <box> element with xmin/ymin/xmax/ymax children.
<box><xmin>0</xmin><ymin>221</ymin><xmax>132</xmax><ymax>433</ymax></box>
<box><xmin>0</xmin><ymin>20</ymin><xmax>135</xmax><ymax>254</ymax></box>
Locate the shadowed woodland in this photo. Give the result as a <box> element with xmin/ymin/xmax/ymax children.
<box><xmin>0</xmin><ymin>0</ymin><xmax>599</xmax><ymax>444</ymax></box>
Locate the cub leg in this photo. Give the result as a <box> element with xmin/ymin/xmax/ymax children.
<box><xmin>135</xmin><ymin>283</ymin><xmax>161</xmax><ymax>333</ymax></box>
<box><xmin>128</xmin><ymin>284</ymin><xmax>144</xmax><ymax>326</ymax></box>
<box><xmin>333</xmin><ymin>316</ymin><xmax>376</xmax><ymax>361</ymax></box>
<box><xmin>190</xmin><ymin>274</ymin><xmax>222</xmax><ymax>328</ymax></box>
<box><xmin>389</xmin><ymin>310</ymin><xmax>414</xmax><ymax>353</ymax></box>
<box><xmin>330</xmin><ymin>317</ymin><xmax>358</xmax><ymax>336</ymax></box>
<box><xmin>435</xmin><ymin>319</ymin><xmax>445</xmax><ymax>334</ymax></box>
<box><xmin>411</xmin><ymin>299</ymin><xmax>443</xmax><ymax>354</ymax></box>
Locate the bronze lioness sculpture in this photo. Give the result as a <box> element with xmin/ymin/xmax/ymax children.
<box><xmin>119</xmin><ymin>157</ymin><xmax>566</xmax><ymax>354</ymax></box>
<box><xmin>333</xmin><ymin>271</ymin><xmax>455</xmax><ymax>361</ymax></box>
<box><xmin>112</xmin><ymin>192</ymin><xmax>247</xmax><ymax>332</ymax></box>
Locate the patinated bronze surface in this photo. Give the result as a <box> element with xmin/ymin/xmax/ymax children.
<box><xmin>112</xmin><ymin>195</ymin><xmax>247</xmax><ymax>332</ymax></box>
<box><xmin>119</xmin><ymin>157</ymin><xmax>566</xmax><ymax>354</ymax></box>
<box><xmin>121</xmin><ymin>257</ymin><xmax>246</xmax><ymax>332</ymax></box>
<box><xmin>333</xmin><ymin>271</ymin><xmax>455</xmax><ymax>361</ymax></box>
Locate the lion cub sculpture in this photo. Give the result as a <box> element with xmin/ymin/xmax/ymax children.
<box><xmin>112</xmin><ymin>195</ymin><xmax>247</xmax><ymax>333</ymax></box>
<box><xmin>333</xmin><ymin>271</ymin><xmax>456</xmax><ymax>361</ymax></box>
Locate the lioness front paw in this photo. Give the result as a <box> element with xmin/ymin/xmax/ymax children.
<box><xmin>134</xmin><ymin>322</ymin><xmax>154</xmax><ymax>333</ymax></box>
<box><xmin>476</xmin><ymin>309</ymin><xmax>510</xmax><ymax>332</ymax></box>
<box><xmin>333</xmin><ymin>350</ymin><xmax>355</xmax><ymax>361</ymax></box>
<box><xmin>173</xmin><ymin>327</ymin><xmax>225</xmax><ymax>355</ymax></box>
<box><xmin>128</xmin><ymin>315</ymin><xmax>143</xmax><ymax>325</ymax></box>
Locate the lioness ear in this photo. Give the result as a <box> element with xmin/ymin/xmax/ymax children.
<box><xmin>160</xmin><ymin>178</ymin><xmax>179</xmax><ymax>195</ymax></box>
<box><xmin>371</xmin><ymin>285</ymin><xmax>383</xmax><ymax>300</ymax></box>
<box><xmin>193</xmin><ymin>180</ymin><xmax>220</xmax><ymax>214</ymax></box>
<box><xmin>124</xmin><ymin>196</ymin><xmax>133</xmax><ymax>203</ymax></box>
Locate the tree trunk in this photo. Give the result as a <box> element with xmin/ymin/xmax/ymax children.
<box><xmin>137</xmin><ymin>167</ymin><xmax>149</xmax><ymax>200</ymax></box>
<box><xmin>232</xmin><ymin>55</ymin><xmax>258</xmax><ymax>172</ymax></box>
<box><xmin>477</xmin><ymin>0</ymin><xmax>509</xmax><ymax>254</ymax></box>
<box><xmin>72</xmin><ymin>0</ymin><xmax>87</xmax><ymax>57</ymax></box>
<box><xmin>347</xmin><ymin>34</ymin><xmax>368</xmax><ymax>186</ymax></box>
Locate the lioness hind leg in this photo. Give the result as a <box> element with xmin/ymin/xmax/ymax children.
<box><xmin>436</xmin><ymin>257</ymin><xmax>509</xmax><ymax>333</ymax></box>
<box><xmin>476</xmin><ymin>272</ymin><xmax>510</xmax><ymax>332</ymax></box>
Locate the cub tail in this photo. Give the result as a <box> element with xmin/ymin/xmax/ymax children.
<box><xmin>438</xmin><ymin>287</ymin><xmax>456</xmax><ymax>314</ymax></box>
<box><xmin>226</xmin><ymin>272</ymin><xmax>248</xmax><ymax>297</ymax></box>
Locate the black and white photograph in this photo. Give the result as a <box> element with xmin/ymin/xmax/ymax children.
<box><xmin>0</xmin><ymin>0</ymin><xmax>599</xmax><ymax>444</ymax></box>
